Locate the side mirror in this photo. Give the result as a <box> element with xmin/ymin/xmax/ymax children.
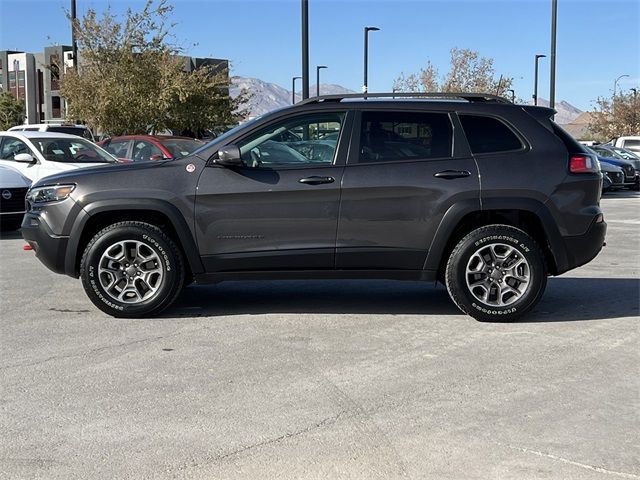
<box><xmin>14</xmin><ymin>153</ymin><xmax>36</xmax><ymax>164</ymax></box>
<box><xmin>215</xmin><ymin>145</ymin><xmax>244</xmax><ymax>167</ymax></box>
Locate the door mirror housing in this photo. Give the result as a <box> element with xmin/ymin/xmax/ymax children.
<box><xmin>14</xmin><ymin>153</ymin><xmax>36</xmax><ymax>164</ymax></box>
<box><xmin>216</xmin><ymin>145</ymin><xmax>243</xmax><ymax>167</ymax></box>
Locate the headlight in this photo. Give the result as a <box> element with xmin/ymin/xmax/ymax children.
<box><xmin>27</xmin><ymin>184</ymin><xmax>76</xmax><ymax>204</ymax></box>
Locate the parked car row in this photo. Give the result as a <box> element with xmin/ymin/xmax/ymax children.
<box><xmin>0</xmin><ymin>127</ymin><xmax>206</xmax><ymax>231</ymax></box>
<box><xmin>584</xmin><ymin>146</ymin><xmax>640</xmax><ymax>192</ymax></box>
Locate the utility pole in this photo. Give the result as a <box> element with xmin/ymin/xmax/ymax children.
<box><xmin>507</xmin><ymin>89</ymin><xmax>515</xmax><ymax>103</ymax></box>
<box><xmin>71</xmin><ymin>0</ymin><xmax>78</xmax><ymax>70</ymax></box>
<box><xmin>316</xmin><ymin>65</ymin><xmax>327</xmax><ymax>97</ymax></box>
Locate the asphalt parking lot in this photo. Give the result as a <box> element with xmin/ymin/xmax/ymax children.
<box><xmin>1</xmin><ymin>191</ymin><xmax>638</xmax><ymax>480</ymax></box>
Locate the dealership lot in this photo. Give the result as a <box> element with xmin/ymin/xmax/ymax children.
<box><xmin>1</xmin><ymin>192</ymin><xmax>638</xmax><ymax>479</ymax></box>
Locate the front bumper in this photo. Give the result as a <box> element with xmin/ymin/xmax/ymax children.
<box><xmin>21</xmin><ymin>213</ymin><xmax>69</xmax><ymax>275</ymax></box>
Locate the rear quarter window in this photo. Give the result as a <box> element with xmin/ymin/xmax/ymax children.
<box><xmin>459</xmin><ymin>114</ymin><xmax>523</xmax><ymax>154</ymax></box>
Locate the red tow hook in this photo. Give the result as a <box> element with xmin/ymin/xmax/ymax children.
<box><xmin>23</xmin><ymin>244</ymin><xmax>33</xmax><ymax>251</ymax></box>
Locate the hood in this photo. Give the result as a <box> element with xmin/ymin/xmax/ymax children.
<box><xmin>32</xmin><ymin>159</ymin><xmax>173</xmax><ymax>188</ymax></box>
<box><xmin>0</xmin><ymin>164</ymin><xmax>32</xmax><ymax>188</ymax></box>
<box><xmin>596</xmin><ymin>155</ymin><xmax>633</xmax><ymax>168</ymax></box>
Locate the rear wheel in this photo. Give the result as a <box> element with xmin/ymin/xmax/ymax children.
<box><xmin>80</xmin><ymin>221</ymin><xmax>184</xmax><ymax>318</ymax></box>
<box><xmin>445</xmin><ymin>225</ymin><xmax>547</xmax><ymax>322</ymax></box>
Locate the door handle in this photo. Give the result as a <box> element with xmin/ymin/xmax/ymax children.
<box><xmin>433</xmin><ymin>170</ymin><xmax>471</xmax><ymax>179</ymax></box>
<box><xmin>299</xmin><ymin>176</ymin><xmax>335</xmax><ymax>185</ymax></box>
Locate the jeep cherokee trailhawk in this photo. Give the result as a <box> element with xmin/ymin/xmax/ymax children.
<box><xmin>21</xmin><ymin>93</ymin><xmax>606</xmax><ymax>321</ymax></box>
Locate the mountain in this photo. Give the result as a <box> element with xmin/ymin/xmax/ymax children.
<box><xmin>531</xmin><ymin>98</ymin><xmax>583</xmax><ymax>125</ymax></box>
<box><xmin>231</xmin><ymin>77</ymin><xmax>584</xmax><ymax>125</ymax></box>
<box><xmin>230</xmin><ymin>76</ymin><xmax>355</xmax><ymax>118</ymax></box>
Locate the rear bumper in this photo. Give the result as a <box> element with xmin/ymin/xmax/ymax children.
<box><xmin>560</xmin><ymin>218</ymin><xmax>607</xmax><ymax>273</ymax></box>
<box><xmin>21</xmin><ymin>213</ymin><xmax>69</xmax><ymax>275</ymax></box>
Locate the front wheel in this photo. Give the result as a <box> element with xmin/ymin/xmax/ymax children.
<box><xmin>80</xmin><ymin>221</ymin><xmax>185</xmax><ymax>318</ymax></box>
<box><xmin>445</xmin><ymin>225</ymin><xmax>547</xmax><ymax>322</ymax></box>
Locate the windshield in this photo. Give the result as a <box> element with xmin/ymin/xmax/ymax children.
<box><xmin>191</xmin><ymin>117</ymin><xmax>267</xmax><ymax>157</ymax></box>
<box><xmin>612</xmin><ymin>147</ymin><xmax>639</xmax><ymax>160</ymax></box>
<box><xmin>159</xmin><ymin>138</ymin><xmax>203</xmax><ymax>159</ymax></box>
<box><xmin>31</xmin><ymin>137</ymin><xmax>117</xmax><ymax>164</ymax></box>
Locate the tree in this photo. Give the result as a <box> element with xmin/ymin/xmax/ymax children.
<box><xmin>0</xmin><ymin>92</ymin><xmax>24</xmax><ymax>130</ymax></box>
<box><xmin>393</xmin><ymin>48</ymin><xmax>514</xmax><ymax>98</ymax></box>
<box><xmin>60</xmin><ymin>0</ymin><xmax>246</xmax><ymax>136</ymax></box>
<box><xmin>588</xmin><ymin>92</ymin><xmax>640</xmax><ymax>140</ymax></box>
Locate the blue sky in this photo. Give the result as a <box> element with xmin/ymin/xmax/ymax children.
<box><xmin>1</xmin><ymin>0</ymin><xmax>638</xmax><ymax>110</ymax></box>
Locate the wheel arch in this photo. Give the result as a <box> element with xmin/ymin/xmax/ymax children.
<box><xmin>426</xmin><ymin>198</ymin><xmax>568</xmax><ymax>278</ymax></box>
<box><xmin>64</xmin><ymin>200</ymin><xmax>204</xmax><ymax>279</ymax></box>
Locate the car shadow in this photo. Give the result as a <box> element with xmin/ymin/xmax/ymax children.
<box><xmin>601</xmin><ymin>189</ymin><xmax>640</xmax><ymax>199</ymax></box>
<box><xmin>163</xmin><ymin>277</ymin><xmax>639</xmax><ymax>322</ymax></box>
<box><xmin>0</xmin><ymin>229</ymin><xmax>23</xmax><ymax>240</ymax></box>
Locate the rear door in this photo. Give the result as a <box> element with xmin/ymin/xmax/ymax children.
<box><xmin>195</xmin><ymin>110</ymin><xmax>352</xmax><ymax>272</ymax></box>
<box><xmin>336</xmin><ymin>109</ymin><xmax>480</xmax><ymax>270</ymax></box>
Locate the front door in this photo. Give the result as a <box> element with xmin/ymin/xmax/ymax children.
<box><xmin>195</xmin><ymin>110</ymin><xmax>352</xmax><ymax>272</ymax></box>
<box><xmin>0</xmin><ymin>136</ymin><xmax>41</xmax><ymax>181</ymax></box>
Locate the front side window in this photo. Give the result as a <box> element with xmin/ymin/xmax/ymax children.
<box><xmin>132</xmin><ymin>141</ymin><xmax>163</xmax><ymax>162</ymax></box>
<box><xmin>459</xmin><ymin>114</ymin><xmax>523</xmax><ymax>154</ymax></box>
<box><xmin>31</xmin><ymin>137</ymin><xmax>115</xmax><ymax>163</ymax></box>
<box><xmin>0</xmin><ymin>137</ymin><xmax>33</xmax><ymax>160</ymax></box>
<box><xmin>237</xmin><ymin>112</ymin><xmax>344</xmax><ymax>168</ymax></box>
<box><xmin>104</xmin><ymin>140</ymin><xmax>130</xmax><ymax>158</ymax></box>
<box><xmin>357</xmin><ymin>111</ymin><xmax>453</xmax><ymax>163</ymax></box>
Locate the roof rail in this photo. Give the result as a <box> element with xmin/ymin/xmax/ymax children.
<box><xmin>297</xmin><ymin>92</ymin><xmax>512</xmax><ymax>106</ymax></box>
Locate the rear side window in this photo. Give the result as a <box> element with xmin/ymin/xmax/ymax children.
<box><xmin>358</xmin><ymin>111</ymin><xmax>452</xmax><ymax>163</ymax></box>
<box><xmin>459</xmin><ymin>115</ymin><xmax>523</xmax><ymax>154</ymax></box>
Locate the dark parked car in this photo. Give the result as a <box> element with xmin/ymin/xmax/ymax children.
<box><xmin>598</xmin><ymin>161</ymin><xmax>625</xmax><ymax>191</ymax></box>
<box><xmin>590</xmin><ymin>145</ymin><xmax>640</xmax><ymax>190</ymax></box>
<box><xmin>98</xmin><ymin>135</ymin><xmax>203</xmax><ymax>162</ymax></box>
<box><xmin>586</xmin><ymin>147</ymin><xmax>638</xmax><ymax>189</ymax></box>
<box><xmin>22</xmin><ymin>92</ymin><xmax>606</xmax><ymax>322</ymax></box>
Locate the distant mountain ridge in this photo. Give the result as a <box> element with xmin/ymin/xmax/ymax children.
<box><xmin>231</xmin><ymin>76</ymin><xmax>583</xmax><ymax>124</ymax></box>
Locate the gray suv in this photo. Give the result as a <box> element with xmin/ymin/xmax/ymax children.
<box><xmin>21</xmin><ymin>93</ymin><xmax>606</xmax><ymax>321</ymax></box>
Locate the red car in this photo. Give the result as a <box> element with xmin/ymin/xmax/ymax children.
<box><xmin>98</xmin><ymin>135</ymin><xmax>203</xmax><ymax>162</ymax></box>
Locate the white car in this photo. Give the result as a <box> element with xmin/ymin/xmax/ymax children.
<box><xmin>8</xmin><ymin>123</ymin><xmax>95</xmax><ymax>142</ymax></box>
<box><xmin>0</xmin><ymin>164</ymin><xmax>31</xmax><ymax>231</ymax></box>
<box><xmin>0</xmin><ymin>131</ymin><xmax>117</xmax><ymax>183</ymax></box>
<box><xmin>611</xmin><ymin>136</ymin><xmax>640</xmax><ymax>154</ymax></box>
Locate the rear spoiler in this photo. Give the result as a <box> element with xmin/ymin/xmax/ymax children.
<box><xmin>520</xmin><ymin>105</ymin><xmax>557</xmax><ymax>122</ymax></box>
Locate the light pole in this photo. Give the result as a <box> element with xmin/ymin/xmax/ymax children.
<box><xmin>533</xmin><ymin>54</ymin><xmax>546</xmax><ymax>105</ymax></box>
<box><xmin>507</xmin><ymin>89</ymin><xmax>515</xmax><ymax>103</ymax></box>
<box><xmin>363</xmin><ymin>26</ymin><xmax>380</xmax><ymax>96</ymax></box>
<box><xmin>613</xmin><ymin>74</ymin><xmax>629</xmax><ymax>97</ymax></box>
<box><xmin>301</xmin><ymin>0</ymin><xmax>309</xmax><ymax>99</ymax></box>
<box><xmin>549</xmin><ymin>0</ymin><xmax>557</xmax><ymax>111</ymax></box>
<box><xmin>292</xmin><ymin>76</ymin><xmax>301</xmax><ymax>104</ymax></box>
<box><xmin>316</xmin><ymin>65</ymin><xmax>327</xmax><ymax>97</ymax></box>
<box><xmin>631</xmin><ymin>88</ymin><xmax>638</xmax><ymax>131</ymax></box>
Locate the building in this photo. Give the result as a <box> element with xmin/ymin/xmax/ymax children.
<box><xmin>0</xmin><ymin>46</ymin><xmax>228</xmax><ymax>127</ymax></box>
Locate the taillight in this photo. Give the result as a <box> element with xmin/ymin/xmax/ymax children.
<box><xmin>569</xmin><ymin>154</ymin><xmax>599</xmax><ymax>173</ymax></box>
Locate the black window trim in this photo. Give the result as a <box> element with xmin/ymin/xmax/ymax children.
<box><xmin>456</xmin><ymin>112</ymin><xmax>530</xmax><ymax>157</ymax></box>
<box><xmin>347</xmin><ymin>109</ymin><xmax>457</xmax><ymax>166</ymax></box>
<box><xmin>210</xmin><ymin>109</ymin><xmax>353</xmax><ymax>170</ymax></box>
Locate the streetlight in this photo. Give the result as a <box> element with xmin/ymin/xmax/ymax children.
<box><xmin>292</xmin><ymin>76</ymin><xmax>301</xmax><ymax>104</ymax></box>
<box><xmin>70</xmin><ymin>0</ymin><xmax>78</xmax><ymax>69</ymax></box>
<box><xmin>316</xmin><ymin>65</ymin><xmax>327</xmax><ymax>97</ymax></box>
<box><xmin>533</xmin><ymin>54</ymin><xmax>546</xmax><ymax>106</ymax></box>
<box><xmin>363</xmin><ymin>26</ymin><xmax>380</xmax><ymax>96</ymax></box>
<box><xmin>301</xmin><ymin>0</ymin><xmax>309</xmax><ymax>99</ymax></box>
<box><xmin>613</xmin><ymin>74</ymin><xmax>629</xmax><ymax>97</ymax></box>
<box><xmin>507</xmin><ymin>89</ymin><xmax>515</xmax><ymax>103</ymax></box>
<box><xmin>549</xmin><ymin>0</ymin><xmax>557</xmax><ymax>111</ymax></box>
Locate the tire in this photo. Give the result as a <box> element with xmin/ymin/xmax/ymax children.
<box><xmin>445</xmin><ymin>225</ymin><xmax>547</xmax><ymax>322</ymax></box>
<box><xmin>80</xmin><ymin>221</ymin><xmax>185</xmax><ymax>318</ymax></box>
